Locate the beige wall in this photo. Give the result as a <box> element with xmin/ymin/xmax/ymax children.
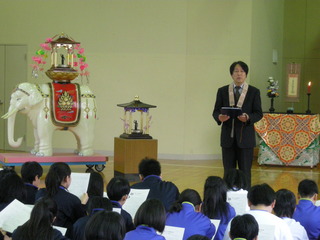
<box><xmin>0</xmin><ymin>0</ymin><xmax>303</xmax><ymax>159</ymax></box>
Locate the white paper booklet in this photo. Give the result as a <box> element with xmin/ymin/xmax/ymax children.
<box><xmin>161</xmin><ymin>226</ymin><xmax>185</xmax><ymax>240</ymax></box>
<box><xmin>210</xmin><ymin>219</ymin><xmax>221</xmax><ymax>240</ymax></box>
<box><xmin>122</xmin><ymin>188</ymin><xmax>150</xmax><ymax>219</ymax></box>
<box><xmin>68</xmin><ymin>172</ymin><xmax>90</xmax><ymax>199</ymax></box>
<box><xmin>0</xmin><ymin>199</ymin><xmax>31</xmax><ymax>233</ymax></box>
<box><xmin>226</xmin><ymin>189</ymin><xmax>249</xmax><ymax>215</ymax></box>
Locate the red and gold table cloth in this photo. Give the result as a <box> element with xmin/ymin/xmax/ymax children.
<box><xmin>255</xmin><ymin>113</ymin><xmax>320</xmax><ymax>166</ymax></box>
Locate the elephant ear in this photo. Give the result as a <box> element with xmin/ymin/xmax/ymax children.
<box><xmin>18</xmin><ymin>83</ymin><xmax>44</xmax><ymax>106</ymax></box>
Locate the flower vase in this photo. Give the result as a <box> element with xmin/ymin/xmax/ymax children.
<box><xmin>269</xmin><ymin>97</ymin><xmax>275</xmax><ymax>113</ymax></box>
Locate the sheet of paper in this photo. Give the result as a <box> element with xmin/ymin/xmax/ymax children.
<box><xmin>315</xmin><ymin>200</ymin><xmax>320</xmax><ymax>207</ymax></box>
<box><xmin>122</xmin><ymin>189</ymin><xmax>150</xmax><ymax>219</ymax></box>
<box><xmin>113</xmin><ymin>207</ymin><xmax>121</xmax><ymax>214</ymax></box>
<box><xmin>210</xmin><ymin>219</ymin><xmax>221</xmax><ymax>240</ymax></box>
<box><xmin>257</xmin><ymin>224</ymin><xmax>275</xmax><ymax>240</ymax></box>
<box><xmin>161</xmin><ymin>226</ymin><xmax>185</xmax><ymax>240</ymax></box>
<box><xmin>68</xmin><ymin>172</ymin><xmax>90</xmax><ymax>199</ymax></box>
<box><xmin>226</xmin><ymin>190</ymin><xmax>249</xmax><ymax>215</ymax></box>
<box><xmin>53</xmin><ymin>226</ymin><xmax>67</xmax><ymax>236</ymax></box>
<box><xmin>0</xmin><ymin>199</ymin><xmax>31</xmax><ymax>233</ymax></box>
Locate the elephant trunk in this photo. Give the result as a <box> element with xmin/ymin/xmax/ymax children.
<box><xmin>3</xmin><ymin>106</ymin><xmax>23</xmax><ymax>147</ymax></box>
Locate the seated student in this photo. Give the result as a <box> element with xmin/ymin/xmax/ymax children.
<box><xmin>124</xmin><ymin>199</ymin><xmax>166</xmax><ymax>240</ymax></box>
<box><xmin>293</xmin><ymin>179</ymin><xmax>320</xmax><ymax>240</ymax></box>
<box><xmin>274</xmin><ymin>189</ymin><xmax>308</xmax><ymax>240</ymax></box>
<box><xmin>73</xmin><ymin>196</ymin><xmax>112</xmax><ymax>240</ymax></box>
<box><xmin>223</xmin><ymin>169</ymin><xmax>249</xmax><ymax>215</ymax></box>
<box><xmin>166</xmin><ymin>189</ymin><xmax>216</xmax><ymax>240</ymax></box>
<box><xmin>84</xmin><ymin>210</ymin><xmax>126</xmax><ymax>240</ymax></box>
<box><xmin>223</xmin><ymin>183</ymin><xmax>293</xmax><ymax>240</ymax></box>
<box><xmin>130</xmin><ymin>158</ymin><xmax>179</xmax><ymax>211</ymax></box>
<box><xmin>202</xmin><ymin>176</ymin><xmax>235</xmax><ymax>240</ymax></box>
<box><xmin>229</xmin><ymin>214</ymin><xmax>259</xmax><ymax>240</ymax></box>
<box><xmin>36</xmin><ymin>162</ymin><xmax>87</xmax><ymax>238</ymax></box>
<box><xmin>107</xmin><ymin>177</ymin><xmax>135</xmax><ymax>232</ymax></box>
<box><xmin>12</xmin><ymin>197</ymin><xmax>69</xmax><ymax>240</ymax></box>
<box><xmin>20</xmin><ymin>161</ymin><xmax>43</xmax><ymax>204</ymax></box>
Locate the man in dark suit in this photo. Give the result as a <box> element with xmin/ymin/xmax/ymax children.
<box><xmin>131</xmin><ymin>158</ymin><xmax>179</xmax><ymax>211</ymax></box>
<box><xmin>213</xmin><ymin>61</ymin><xmax>262</xmax><ymax>188</ymax></box>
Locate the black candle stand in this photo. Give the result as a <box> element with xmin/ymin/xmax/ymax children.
<box><xmin>306</xmin><ymin>93</ymin><xmax>311</xmax><ymax>114</ymax></box>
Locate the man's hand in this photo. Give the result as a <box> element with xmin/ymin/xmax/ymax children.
<box><xmin>238</xmin><ymin>113</ymin><xmax>249</xmax><ymax>123</ymax></box>
<box><xmin>218</xmin><ymin>114</ymin><xmax>230</xmax><ymax>122</ymax></box>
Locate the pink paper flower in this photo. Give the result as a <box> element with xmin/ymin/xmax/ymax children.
<box><xmin>78</xmin><ymin>48</ymin><xmax>84</xmax><ymax>54</ymax></box>
<box><xmin>40</xmin><ymin>43</ymin><xmax>51</xmax><ymax>51</ymax></box>
<box><xmin>80</xmin><ymin>63</ymin><xmax>88</xmax><ymax>71</ymax></box>
<box><xmin>46</xmin><ymin>38</ymin><xmax>53</xmax><ymax>43</ymax></box>
<box><xmin>32</xmin><ymin>56</ymin><xmax>43</xmax><ymax>64</ymax></box>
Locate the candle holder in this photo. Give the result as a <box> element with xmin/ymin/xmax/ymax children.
<box><xmin>306</xmin><ymin>93</ymin><xmax>311</xmax><ymax>114</ymax></box>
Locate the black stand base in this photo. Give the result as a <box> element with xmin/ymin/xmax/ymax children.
<box><xmin>119</xmin><ymin>133</ymin><xmax>153</xmax><ymax>139</ymax></box>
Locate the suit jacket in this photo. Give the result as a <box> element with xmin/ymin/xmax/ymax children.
<box><xmin>131</xmin><ymin>175</ymin><xmax>179</xmax><ymax>212</ymax></box>
<box><xmin>213</xmin><ymin>84</ymin><xmax>262</xmax><ymax>148</ymax></box>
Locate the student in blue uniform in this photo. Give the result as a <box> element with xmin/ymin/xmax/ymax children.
<box><xmin>35</xmin><ymin>162</ymin><xmax>87</xmax><ymax>238</ymax></box>
<box><xmin>202</xmin><ymin>176</ymin><xmax>236</xmax><ymax>240</ymax></box>
<box><xmin>229</xmin><ymin>214</ymin><xmax>258</xmax><ymax>240</ymax></box>
<box><xmin>20</xmin><ymin>161</ymin><xmax>43</xmax><ymax>204</ymax></box>
<box><xmin>12</xmin><ymin>197</ymin><xmax>69</xmax><ymax>240</ymax></box>
<box><xmin>187</xmin><ymin>235</ymin><xmax>211</xmax><ymax>240</ymax></box>
<box><xmin>124</xmin><ymin>199</ymin><xmax>167</xmax><ymax>240</ymax></box>
<box><xmin>84</xmin><ymin>210</ymin><xmax>126</xmax><ymax>240</ymax></box>
<box><xmin>166</xmin><ymin>189</ymin><xmax>216</xmax><ymax>240</ymax></box>
<box><xmin>130</xmin><ymin>158</ymin><xmax>179</xmax><ymax>211</ymax></box>
<box><xmin>293</xmin><ymin>179</ymin><xmax>320</xmax><ymax>240</ymax></box>
<box><xmin>73</xmin><ymin>196</ymin><xmax>112</xmax><ymax>240</ymax></box>
<box><xmin>107</xmin><ymin>177</ymin><xmax>135</xmax><ymax>232</ymax></box>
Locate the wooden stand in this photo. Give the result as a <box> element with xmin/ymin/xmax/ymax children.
<box><xmin>114</xmin><ymin>137</ymin><xmax>158</xmax><ymax>181</ymax></box>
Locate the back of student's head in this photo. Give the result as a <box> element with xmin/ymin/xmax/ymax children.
<box><xmin>134</xmin><ymin>198</ymin><xmax>166</xmax><ymax>233</ymax></box>
<box><xmin>45</xmin><ymin>162</ymin><xmax>71</xmax><ymax>197</ymax></box>
<box><xmin>170</xmin><ymin>188</ymin><xmax>202</xmax><ymax>213</ymax></box>
<box><xmin>87</xmin><ymin>196</ymin><xmax>112</xmax><ymax>215</ymax></box>
<box><xmin>21</xmin><ymin>161</ymin><xmax>43</xmax><ymax>184</ymax></box>
<box><xmin>298</xmin><ymin>179</ymin><xmax>318</xmax><ymax>198</ymax></box>
<box><xmin>138</xmin><ymin>158</ymin><xmax>161</xmax><ymax>177</ymax></box>
<box><xmin>13</xmin><ymin>197</ymin><xmax>57</xmax><ymax>240</ymax></box>
<box><xmin>274</xmin><ymin>189</ymin><xmax>296</xmax><ymax>218</ymax></box>
<box><xmin>229</xmin><ymin>214</ymin><xmax>259</xmax><ymax>240</ymax></box>
<box><xmin>107</xmin><ymin>177</ymin><xmax>130</xmax><ymax>201</ymax></box>
<box><xmin>187</xmin><ymin>235</ymin><xmax>211</xmax><ymax>240</ymax></box>
<box><xmin>87</xmin><ymin>172</ymin><xmax>104</xmax><ymax>198</ymax></box>
<box><xmin>223</xmin><ymin>168</ymin><xmax>248</xmax><ymax>191</ymax></box>
<box><xmin>84</xmin><ymin>210</ymin><xmax>126</xmax><ymax>240</ymax></box>
<box><xmin>0</xmin><ymin>172</ymin><xmax>26</xmax><ymax>204</ymax></box>
<box><xmin>202</xmin><ymin>176</ymin><xmax>228</xmax><ymax>219</ymax></box>
<box><xmin>248</xmin><ymin>183</ymin><xmax>275</xmax><ymax>206</ymax></box>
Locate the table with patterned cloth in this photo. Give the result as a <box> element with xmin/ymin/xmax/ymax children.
<box><xmin>254</xmin><ymin>113</ymin><xmax>320</xmax><ymax>167</ymax></box>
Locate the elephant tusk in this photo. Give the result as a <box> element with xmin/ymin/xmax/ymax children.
<box><xmin>1</xmin><ymin>108</ymin><xmax>18</xmax><ymax>119</ymax></box>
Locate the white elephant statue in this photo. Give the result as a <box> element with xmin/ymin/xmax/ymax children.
<box><xmin>1</xmin><ymin>82</ymin><xmax>97</xmax><ymax>156</ymax></box>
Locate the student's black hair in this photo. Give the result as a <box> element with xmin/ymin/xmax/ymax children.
<box><xmin>84</xmin><ymin>210</ymin><xmax>126</xmax><ymax>240</ymax></box>
<box><xmin>187</xmin><ymin>235</ymin><xmax>211</xmax><ymax>240</ymax></box>
<box><xmin>202</xmin><ymin>176</ymin><xmax>229</xmax><ymax>219</ymax></box>
<box><xmin>106</xmin><ymin>177</ymin><xmax>130</xmax><ymax>201</ymax></box>
<box><xmin>274</xmin><ymin>189</ymin><xmax>296</xmax><ymax>218</ymax></box>
<box><xmin>45</xmin><ymin>162</ymin><xmax>71</xmax><ymax>197</ymax></box>
<box><xmin>87</xmin><ymin>196</ymin><xmax>112</xmax><ymax>215</ymax></box>
<box><xmin>12</xmin><ymin>197</ymin><xmax>57</xmax><ymax>240</ymax></box>
<box><xmin>223</xmin><ymin>168</ymin><xmax>248</xmax><ymax>191</ymax></box>
<box><xmin>229</xmin><ymin>214</ymin><xmax>259</xmax><ymax>240</ymax></box>
<box><xmin>0</xmin><ymin>168</ymin><xmax>16</xmax><ymax>181</ymax></box>
<box><xmin>134</xmin><ymin>198</ymin><xmax>166</xmax><ymax>233</ymax></box>
<box><xmin>170</xmin><ymin>189</ymin><xmax>202</xmax><ymax>213</ymax></box>
<box><xmin>21</xmin><ymin>161</ymin><xmax>43</xmax><ymax>184</ymax></box>
<box><xmin>247</xmin><ymin>183</ymin><xmax>275</xmax><ymax>206</ymax></box>
<box><xmin>0</xmin><ymin>172</ymin><xmax>26</xmax><ymax>204</ymax></box>
<box><xmin>298</xmin><ymin>179</ymin><xmax>318</xmax><ymax>198</ymax></box>
<box><xmin>229</xmin><ymin>61</ymin><xmax>249</xmax><ymax>75</ymax></box>
<box><xmin>87</xmin><ymin>172</ymin><xmax>104</xmax><ymax>198</ymax></box>
<box><xmin>138</xmin><ymin>157</ymin><xmax>161</xmax><ymax>177</ymax></box>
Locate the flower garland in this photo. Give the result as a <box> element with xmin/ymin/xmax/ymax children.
<box><xmin>31</xmin><ymin>35</ymin><xmax>90</xmax><ymax>81</ymax></box>
<box><xmin>267</xmin><ymin>77</ymin><xmax>279</xmax><ymax>98</ymax></box>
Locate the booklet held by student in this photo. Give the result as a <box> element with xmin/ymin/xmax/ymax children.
<box><xmin>221</xmin><ymin>107</ymin><xmax>242</xmax><ymax>119</ymax></box>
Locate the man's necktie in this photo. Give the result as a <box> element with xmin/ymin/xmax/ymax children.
<box><xmin>235</xmin><ymin>86</ymin><xmax>241</xmax><ymax>104</ymax></box>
